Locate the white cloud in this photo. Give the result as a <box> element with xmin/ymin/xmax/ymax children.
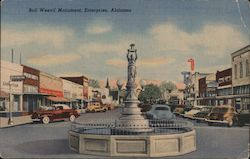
<box><xmin>106</xmin><ymin>59</ymin><xmax>126</xmax><ymax>67</ymax></box>
<box><xmin>2</xmin><ymin>26</ymin><xmax>73</xmax><ymax>48</ymax></box>
<box><xmin>27</xmin><ymin>54</ymin><xmax>81</xmax><ymax>67</ymax></box>
<box><xmin>106</xmin><ymin>56</ymin><xmax>175</xmax><ymax>67</ymax></box>
<box><xmin>139</xmin><ymin>57</ymin><xmax>176</xmax><ymax>67</ymax></box>
<box><xmin>85</xmin><ymin>20</ymin><xmax>112</xmax><ymax>34</ymax></box>
<box><xmin>150</xmin><ymin>22</ymin><xmax>248</xmax><ymax>56</ymax></box>
<box><xmin>78</xmin><ymin>39</ymin><xmax>131</xmax><ymax>55</ymax></box>
<box><xmin>198</xmin><ymin>64</ymin><xmax>231</xmax><ymax>73</ymax></box>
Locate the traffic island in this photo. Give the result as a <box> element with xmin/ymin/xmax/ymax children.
<box><xmin>68</xmin><ymin>44</ymin><xmax>196</xmax><ymax>157</ymax></box>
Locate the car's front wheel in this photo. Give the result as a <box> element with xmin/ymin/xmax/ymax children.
<box><xmin>41</xmin><ymin>116</ymin><xmax>50</xmax><ymax>124</ymax></box>
<box><xmin>69</xmin><ymin>115</ymin><xmax>76</xmax><ymax>122</ymax></box>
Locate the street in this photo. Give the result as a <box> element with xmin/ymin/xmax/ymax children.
<box><xmin>0</xmin><ymin>108</ymin><xmax>249</xmax><ymax>159</ymax></box>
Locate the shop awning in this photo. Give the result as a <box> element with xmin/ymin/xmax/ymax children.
<box><xmin>47</xmin><ymin>96</ymin><xmax>70</xmax><ymax>102</ymax></box>
<box><xmin>23</xmin><ymin>92</ymin><xmax>54</xmax><ymax>96</ymax></box>
<box><xmin>0</xmin><ymin>91</ymin><xmax>9</xmax><ymax>98</ymax></box>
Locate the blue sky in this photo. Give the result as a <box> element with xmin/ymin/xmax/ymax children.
<box><xmin>1</xmin><ymin>0</ymin><xmax>249</xmax><ymax>83</ymax></box>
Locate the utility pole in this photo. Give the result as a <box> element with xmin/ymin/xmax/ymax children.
<box><xmin>11</xmin><ymin>49</ymin><xmax>14</xmax><ymax>63</ymax></box>
<box><xmin>20</xmin><ymin>52</ymin><xmax>22</xmax><ymax>64</ymax></box>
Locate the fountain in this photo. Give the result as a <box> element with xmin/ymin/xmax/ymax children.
<box><xmin>69</xmin><ymin>44</ymin><xmax>196</xmax><ymax>157</ymax></box>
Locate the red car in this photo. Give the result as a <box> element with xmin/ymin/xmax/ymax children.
<box><xmin>31</xmin><ymin>104</ymin><xmax>80</xmax><ymax>124</ymax></box>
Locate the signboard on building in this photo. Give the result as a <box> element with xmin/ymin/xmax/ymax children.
<box><xmin>10</xmin><ymin>75</ymin><xmax>26</xmax><ymax>81</ymax></box>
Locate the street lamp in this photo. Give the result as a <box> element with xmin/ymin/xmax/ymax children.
<box><xmin>8</xmin><ymin>81</ymin><xmax>13</xmax><ymax>125</ymax></box>
<box><xmin>116</xmin><ymin>79</ymin><xmax>124</xmax><ymax>105</ymax></box>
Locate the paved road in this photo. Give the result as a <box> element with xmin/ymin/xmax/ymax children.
<box><xmin>0</xmin><ymin>108</ymin><xmax>249</xmax><ymax>159</ymax></box>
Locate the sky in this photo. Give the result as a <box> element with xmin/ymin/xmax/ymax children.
<box><xmin>1</xmin><ymin>0</ymin><xmax>250</xmax><ymax>83</ymax></box>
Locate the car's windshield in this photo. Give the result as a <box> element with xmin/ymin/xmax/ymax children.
<box><xmin>155</xmin><ymin>107</ymin><xmax>169</xmax><ymax>111</ymax></box>
<box><xmin>212</xmin><ymin>107</ymin><xmax>228</xmax><ymax>113</ymax></box>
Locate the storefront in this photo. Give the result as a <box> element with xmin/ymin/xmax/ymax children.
<box><xmin>22</xmin><ymin>65</ymin><xmax>42</xmax><ymax>113</ymax></box>
<box><xmin>231</xmin><ymin>45</ymin><xmax>250</xmax><ymax>111</ymax></box>
<box><xmin>0</xmin><ymin>60</ymin><xmax>32</xmax><ymax>127</ymax></box>
<box><xmin>61</xmin><ymin>76</ymin><xmax>89</xmax><ymax>101</ymax></box>
<box><xmin>216</xmin><ymin>68</ymin><xmax>233</xmax><ymax>106</ymax></box>
<box><xmin>39</xmin><ymin>72</ymin><xmax>67</xmax><ymax>105</ymax></box>
<box><xmin>62</xmin><ymin>79</ymin><xmax>84</xmax><ymax>108</ymax></box>
<box><xmin>0</xmin><ymin>60</ymin><xmax>23</xmax><ymax>112</ymax></box>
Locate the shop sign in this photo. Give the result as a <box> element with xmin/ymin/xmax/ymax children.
<box><xmin>10</xmin><ymin>75</ymin><xmax>26</xmax><ymax>81</ymax></box>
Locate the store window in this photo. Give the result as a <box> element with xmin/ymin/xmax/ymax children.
<box><xmin>0</xmin><ymin>99</ymin><xmax>6</xmax><ymax>111</ymax></box>
<box><xmin>240</xmin><ymin>62</ymin><xmax>243</xmax><ymax>78</ymax></box>
<box><xmin>24</xmin><ymin>84</ymin><xmax>38</xmax><ymax>93</ymax></box>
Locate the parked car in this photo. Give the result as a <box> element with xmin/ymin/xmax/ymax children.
<box><xmin>72</xmin><ymin>104</ymin><xmax>86</xmax><ymax>114</ymax></box>
<box><xmin>205</xmin><ymin>105</ymin><xmax>237</xmax><ymax>127</ymax></box>
<box><xmin>182</xmin><ymin>105</ymin><xmax>193</xmax><ymax>115</ymax></box>
<box><xmin>86</xmin><ymin>101</ymin><xmax>107</xmax><ymax>113</ymax></box>
<box><xmin>173</xmin><ymin>105</ymin><xmax>185</xmax><ymax>115</ymax></box>
<box><xmin>182</xmin><ymin>106</ymin><xmax>203</xmax><ymax>118</ymax></box>
<box><xmin>236</xmin><ymin>109</ymin><xmax>250</xmax><ymax>127</ymax></box>
<box><xmin>102</xmin><ymin>103</ymin><xmax>115</xmax><ymax>110</ymax></box>
<box><xmin>31</xmin><ymin>104</ymin><xmax>79</xmax><ymax>124</ymax></box>
<box><xmin>144</xmin><ymin>104</ymin><xmax>176</xmax><ymax>120</ymax></box>
<box><xmin>138</xmin><ymin>103</ymin><xmax>152</xmax><ymax>112</ymax></box>
<box><xmin>193</xmin><ymin>106</ymin><xmax>213</xmax><ymax>122</ymax></box>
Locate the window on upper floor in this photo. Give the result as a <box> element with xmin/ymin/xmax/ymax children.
<box><xmin>234</xmin><ymin>64</ymin><xmax>237</xmax><ymax>79</ymax></box>
<box><xmin>246</xmin><ymin>59</ymin><xmax>249</xmax><ymax>76</ymax></box>
<box><xmin>240</xmin><ymin>62</ymin><xmax>243</xmax><ymax>78</ymax></box>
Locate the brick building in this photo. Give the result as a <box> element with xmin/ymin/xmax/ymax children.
<box><xmin>216</xmin><ymin>68</ymin><xmax>233</xmax><ymax>106</ymax></box>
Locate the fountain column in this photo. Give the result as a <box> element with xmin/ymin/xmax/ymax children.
<box><xmin>115</xmin><ymin>44</ymin><xmax>152</xmax><ymax>132</ymax></box>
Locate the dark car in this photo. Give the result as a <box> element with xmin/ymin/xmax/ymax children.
<box><xmin>138</xmin><ymin>103</ymin><xmax>152</xmax><ymax>112</ymax></box>
<box><xmin>236</xmin><ymin>109</ymin><xmax>250</xmax><ymax>127</ymax></box>
<box><xmin>193</xmin><ymin>106</ymin><xmax>212</xmax><ymax>122</ymax></box>
<box><xmin>31</xmin><ymin>104</ymin><xmax>80</xmax><ymax>124</ymax></box>
<box><xmin>205</xmin><ymin>105</ymin><xmax>237</xmax><ymax>127</ymax></box>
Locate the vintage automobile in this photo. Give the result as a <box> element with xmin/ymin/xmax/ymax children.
<box><xmin>182</xmin><ymin>106</ymin><xmax>203</xmax><ymax>118</ymax></box>
<box><xmin>236</xmin><ymin>109</ymin><xmax>250</xmax><ymax>127</ymax></box>
<box><xmin>181</xmin><ymin>105</ymin><xmax>193</xmax><ymax>116</ymax></box>
<box><xmin>86</xmin><ymin>101</ymin><xmax>107</xmax><ymax>113</ymax></box>
<box><xmin>138</xmin><ymin>103</ymin><xmax>152</xmax><ymax>112</ymax></box>
<box><xmin>173</xmin><ymin>105</ymin><xmax>185</xmax><ymax>115</ymax></box>
<box><xmin>144</xmin><ymin>104</ymin><xmax>176</xmax><ymax>120</ymax></box>
<box><xmin>31</xmin><ymin>104</ymin><xmax>80</xmax><ymax>124</ymax></box>
<box><xmin>205</xmin><ymin>105</ymin><xmax>237</xmax><ymax>127</ymax></box>
<box><xmin>192</xmin><ymin>106</ymin><xmax>213</xmax><ymax>122</ymax></box>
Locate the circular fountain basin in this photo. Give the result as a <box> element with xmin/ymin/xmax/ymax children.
<box><xmin>69</xmin><ymin>122</ymin><xmax>196</xmax><ymax>157</ymax></box>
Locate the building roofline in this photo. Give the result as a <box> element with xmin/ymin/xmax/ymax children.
<box><xmin>60</xmin><ymin>76</ymin><xmax>88</xmax><ymax>80</ymax></box>
<box><xmin>231</xmin><ymin>45</ymin><xmax>250</xmax><ymax>57</ymax></box>
<box><xmin>21</xmin><ymin>64</ymin><xmax>40</xmax><ymax>72</ymax></box>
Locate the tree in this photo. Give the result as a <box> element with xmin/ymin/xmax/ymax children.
<box><xmin>138</xmin><ymin>84</ymin><xmax>161</xmax><ymax>103</ymax></box>
<box><xmin>159</xmin><ymin>81</ymin><xmax>177</xmax><ymax>99</ymax></box>
<box><xmin>89</xmin><ymin>79</ymin><xmax>100</xmax><ymax>88</ymax></box>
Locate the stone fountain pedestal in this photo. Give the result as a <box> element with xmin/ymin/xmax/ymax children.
<box><xmin>115</xmin><ymin>44</ymin><xmax>152</xmax><ymax>133</ymax></box>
